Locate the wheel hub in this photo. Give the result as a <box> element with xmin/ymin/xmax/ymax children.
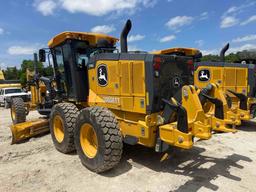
<box><xmin>80</xmin><ymin>123</ymin><xmax>98</xmax><ymax>158</ymax></box>
<box><xmin>53</xmin><ymin>115</ymin><xmax>65</xmax><ymax>143</ymax></box>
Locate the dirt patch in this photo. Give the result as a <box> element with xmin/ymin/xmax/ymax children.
<box><xmin>1</xmin><ymin>107</ymin><xmax>256</xmax><ymax>192</ymax></box>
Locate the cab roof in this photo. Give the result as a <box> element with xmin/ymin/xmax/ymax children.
<box><xmin>48</xmin><ymin>31</ymin><xmax>119</xmax><ymax>48</ymax></box>
<box><xmin>151</xmin><ymin>47</ymin><xmax>201</xmax><ymax>57</ymax></box>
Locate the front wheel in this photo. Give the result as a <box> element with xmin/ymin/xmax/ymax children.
<box><xmin>11</xmin><ymin>98</ymin><xmax>26</xmax><ymax>124</ymax></box>
<box><xmin>49</xmin><ymin>102</ymin><xmax>79</xmax><ymax>154</ymax></box>
<box><xmin>74</xmin><ymin>107</ymin><xmax>123</xmax><ymax>173</ymax></box>
<box><xmin>4</xmin><ymin>100</ymin><xmax>10</xmax><ymax>109</ymax></box>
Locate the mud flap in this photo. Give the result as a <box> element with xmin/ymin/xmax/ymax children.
<box><xmin>10</xmin><ymin>119</ymin><xmax>49</xmax><ymax>144</ymax></box>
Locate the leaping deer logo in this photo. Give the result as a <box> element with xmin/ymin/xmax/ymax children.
<box><xmin>99</xmin><ymin>68</ymin><xmax>107</xmax><ymax>82</ymax></box>
<box><xmin>98</xmin><ymin>65</ymin><xmax>108</xmax><ymax>86</ymax></box>
<box><xmin>199</xmin><ymin>70</ymin><xmax>209</xmax><ymax>81</ymax></box>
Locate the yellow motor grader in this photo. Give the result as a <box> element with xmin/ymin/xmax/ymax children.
<box><xmin>0</xmin><ymin>70</ymin><xmax>21</xmax><ymax>89</ymax></box>
<box><xmin>153</xmin><ymin>45</ymin><xmax>256</xmax><ymax>122</ymax></box>
<box><xmin>194</xmin><ymin>43</ymin><xmax>256</xmax><ymax>120</ymax></box>
<box><xmin>10</xmin><ymin>20</ymin><xmax>231</xmax><ymax>173</ymax></box>
<box><xmin>152</xmin><ymin>48</ymin><xmax>240</xmax><ymax>133</ymax></box>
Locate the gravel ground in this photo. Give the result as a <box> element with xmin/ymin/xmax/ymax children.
<box><xmin>0</xmin><ymin>107</ymin><xmax>256</xmax><ymax>192</ymax></box>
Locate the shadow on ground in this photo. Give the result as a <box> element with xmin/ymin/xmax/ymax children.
<box><xmin>236</xmin><ymin>120</ymin><xmax>256</xmax><ymax>132</ymax></box>
<box><xmin>104</xmin><ymin>144</ymin><xmax>252</xmax><ymax>192</ymax></box>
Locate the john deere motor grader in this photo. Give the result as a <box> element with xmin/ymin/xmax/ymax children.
<box><xmin>194</xmin><ymin>43</ymin><xmax>256</xmax><ymax>120</ymax></box>
<box><xmin>152</xmin><ymin>48</ymin><xmax>240</xmax><ymax>133</ymax></box>
<box><xmin>11</xmin><ymin>20</ymin><xmax>223</xmax><ymax>173</ymax></box>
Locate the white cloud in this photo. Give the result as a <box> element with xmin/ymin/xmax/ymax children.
<box><xmin>35</xmin><ymin>0</ymin><xmax>57</xmax><ymax>16</ymax></box>
<box><xmin>128</xmin><ymin>34</ymin><xmax>145</xmax><ymax>42</ymax></box>
<box><xmin>226</xmin><ymin>6</ymin><xmax>238</xmax><ymax>14</ymax></box>
<box><xmin>221</xmin><ymin>2</ymin><xmax>256</xmax><ymax>28</ymax></box>
<box><xmin>166</xmin><ymin>16</ymin><xmax>194</xmax><ymax>30</ymax></box>
<box><xmin>7</xmin><ymin>45</ymin><xmax>41</xmax><ymax>55</ymax></box>
<box><xmin>220</xmin><ymin>16</ymin><xmax>239</xmax><ymax>28</ymax></box>
<box><xmin>223</xmin><ymin>2</ymin><xmax>256</xmax><ymax>17</ymax></box>
<box><xmin>34</xmin><ymin>0</ymin><xmax>157</xmax><ymax>16</ymax></box>
<box><xmin>0</xmin><ymin>28</ymin><xmax>4</xmax><ymax>35</ymax></box>
<box><xmin>227</xmin><ymin>43</ymin><xmax>256</xmax><ymax>54</ymax></box>
<box><xmin>241</xmin><ymin>15</ymin><xmax>256</xmax><ymax>26</ymax></box>
<box><xmin>232</xmin><ymin>34</ymin><xmax>256</xmax><ymax>43</ymax></box>
<box><xmin>159</xmin><ymin>35</ymin><xmax>176</xmax><ymax>43</ymax></box>
<box><xmin>90</xmin><ymin>25</ymin><xmax>115</xmax><ymax>34</ymax></box>
<box><xmin>0</xmin><ymin>62</ymin><xmax>7</xmax><ymax>69</ymax></box>
<box><xmin>199</xmin><ymin>12</ymin><xmax>208</xmax><ymax>20</ymax></box>
<box><xmin>128</xmin><ymin>45</ymin><xmax>141</xmax><ymax>51</ymax></box>
<box><xmin>201</xmin><ymin>49</ymin><xmax>219</xmax><ymax>55</ymax></box>
<box><xmin>195</xmin><ymin>40</ymin><xmax>204</xmax><ymax>47</ymax></box>
<box><xmin>202</xmin><ymin>43</ymin><xmax>256</xmax><ymax>55</ymax></box>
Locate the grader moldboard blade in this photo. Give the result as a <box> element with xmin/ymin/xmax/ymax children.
<box><xmin>10</xmin><ymin>119</ymin><xmax>49</xmax><ymax>144</ymax></box>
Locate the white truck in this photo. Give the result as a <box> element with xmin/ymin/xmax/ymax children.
<box><xmin>0</xmin><ymin>87</ymin><xmax>30</xmax><ymax>108</ymax></box>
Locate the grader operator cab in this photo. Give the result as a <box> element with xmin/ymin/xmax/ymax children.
<box><xmin>10</xmin><ymin>20</ymin><xmax>237</xmax><ymax>173</ymax></box>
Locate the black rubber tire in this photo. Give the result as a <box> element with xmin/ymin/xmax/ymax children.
<box><xmin>49</xmin><ymin>102</ymin><xmax>79</xmax><ymax>154</ymax></box>
<box><xmin>11</xmin><ymin>97</ymin><xmax>26</xmax><ymax>124</ymax></box>
<box><xmin>74</xmin><ymin>106</ymin><xmax>123</xmax><ymax>173</ymax></box>
<box><xmin>250</xmin><ymin>104</ymin><xmax>256</xmax><ymax>118</ymax></box>
<box><xmin>4</xmin><ymin>100</ymin><xmax>9</xmax><ymax>109</ymax></box>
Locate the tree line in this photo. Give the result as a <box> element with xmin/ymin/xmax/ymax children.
<box><xmin>2</xmin><ymin>60</ymin><xmax>53</xmax><ymax>86</ymax></box>
<box><xmin>2</xmin><ymin>50</ymin><xmax>256</xmax><ymax>85</ymax></box>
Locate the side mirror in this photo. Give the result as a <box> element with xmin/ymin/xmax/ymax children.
<box><xmin>39</xmin><ymin>49</ymin><xmax>46</xmax><ymax>62</ymax></box>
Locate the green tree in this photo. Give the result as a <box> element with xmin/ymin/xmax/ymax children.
<box><xmin>19</xmin><ymin>59</ymin><xmax>44</xmax><ymax>86</ymax></box>
<box><xmin>3</xmin><ymin>67</ymin><xmax>19</xmax><ymax>80</ymax></box>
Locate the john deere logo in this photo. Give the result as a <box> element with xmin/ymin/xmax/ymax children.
<box><xmin>97</xmin><ymin>64</ymin><xmax>108</xmax><ymax>86</ymax></box>
<box><xmin>198</xmin><ymin>69</ymin><xmax>210</xmax><ymax>82</ymax></box>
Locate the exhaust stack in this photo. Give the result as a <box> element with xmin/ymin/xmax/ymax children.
<box><xmin>120</xmin><ymin>19</ymin><xmax>132</xmax><ymax>53</ymax></box>
<box><xmin>220</xmin><ymin>43</ymin><xmax>229</xmax><ymax>62</ymax></box>
<box><xmin>33</xmin><ymin>53</ymin><xmax>38</xmax><ymax>74</ymax></box>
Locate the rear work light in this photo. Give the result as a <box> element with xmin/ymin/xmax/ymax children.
<box><xmin>187</xmin><ymin>59</ymin><xmax>194</xmax><ymax>73</ymax></box>
<box><xmin>153</xmin><ymin>57</ymin><xmax>161</xmax><ymax>77</ymax></box>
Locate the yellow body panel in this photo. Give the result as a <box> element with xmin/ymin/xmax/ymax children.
<box><xmin>194</xmin><ymin>66</ymin><xmax>248</xmax><ymax>95</ymax></box>
<box><xmin>88</xmin><ymin>59</ymin><xmax>146</xmax><ymax>114</ymax></box>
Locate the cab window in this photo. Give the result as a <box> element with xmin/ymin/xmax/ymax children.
<box><xmin>55</xmin><ymin>47</ymin><xmax>65</xmax><ymax>74</ymax></box>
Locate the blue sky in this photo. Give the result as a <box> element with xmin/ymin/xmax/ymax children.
<box><xmin>0</xmin><ymin>0</ymin><xmax>256</xmax><ymax>68</ymax></box>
